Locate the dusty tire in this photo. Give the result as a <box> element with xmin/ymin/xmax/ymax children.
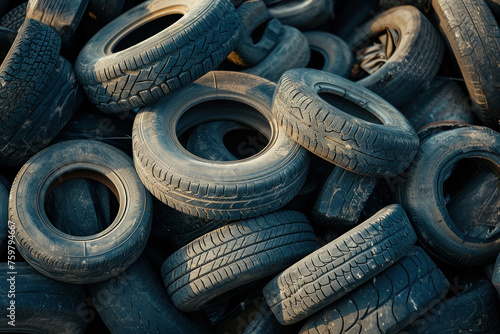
<box><xmin>304</xmin><ymin>31</ymin><xmax>353</xmax><ymax>78</ymax></box>
<box><xmin>133</xmin><ymin>71</ymin><xmax>309</xmax><ymax>221</ymax></box>
<box><xmin>0</xmin><ymin>2</ymin><xmax>26</xmax><ymax>31</ymax></box>
<box><xmin>396</xmin><ymin>125</ymin><xmax>500</xmax><ymax>265</ymax></box>
<box><xmin>242</xmin><ymin>25</ymin><xmax>310</xmax><ymax>82</ymax></box>
<box><xmin>161</xmin><ymin>211</ymin><xmax>319</xmax><ymax>312</ymax></box>
<box><xmin>347</xmin><ymin>6</ymin><xmax>444</xmax><ymax>107</ymax></box>
<box><xmin>299</xmin><ymin>247</ymin><xmax>449</xmax><ymax>334</ymax></box>
<box><xmin>263</xmin><ymin>204</ymin><xmax>417</xmax><ymax>325</ymax></box>
<box><xmin>0</xmin><ymin>262</ymin><xmax>87</xmax><ymax>334</ymax></box>
<box><xmin>268</xmin><ymin>0</ymin><xmax>334</xmax><ymax>29</ymax></box>
<box><xmin>76</xmin><ymin>0</ymin><xmax>241</xmax><ymax>113</ymax></box>
<box><xmin>432</xmin><ymin>0</ymin><xmax>500</xmax><ymax>127</ymax></box>
<box><xmin>10</xmin><ymin>140</ymin><xmax>152</xmax><ymax>284</ymax></box>
<box><xmin>272</xmin><ymin>68</ymin><xmax>419</xmax><ymax>177</ymax></box>
<box><xmin>89</xmin><ymin>256</ymin><xmax>206</xmax><ymax>334</ymax></box>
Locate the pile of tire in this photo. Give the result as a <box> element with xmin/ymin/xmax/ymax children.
<box><xmin>0</xmin><ymin>0</ymin><xmax>499</xmax><ymax>333</ymax></box>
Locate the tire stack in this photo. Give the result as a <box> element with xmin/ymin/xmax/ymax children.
<box><xmin>0</xmin><ymin>0</ymin><xmax>499</xmax><ymax>333</ymax></box>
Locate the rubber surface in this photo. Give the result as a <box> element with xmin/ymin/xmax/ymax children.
<box><xmin>304</xmin><ymin>31</ymin><xmax>353</xmax><ymax>78</ymax></box>
<box><xmin>0</xmin><ymin>2</ymin><xmax>27</xmax><ymax>31</ymax></box>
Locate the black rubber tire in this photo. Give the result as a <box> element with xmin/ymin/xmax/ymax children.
<box><xmin>262</xmin><ymin>204</ymin><xmax>417</xmax><ymax>325</ymax></box>
<box><xmin>75</xmin><ymin>0</ymin><xmax>241</xmax><ymax>113</ymax></box>
<box><xmin>485</xmin><ymin>0</ymin><xmax>500</xmax><ymax>21</ymax></box>
<box><xmin>243</xmin><ymin>299</ymin><xmax>302</xmax><ymax>334</ymax></box>
<box><xmin>87</xmin><ymin>0</ymin><xmax>126</xmax><ymax>25</ymax></box>
<box><xmin>347</xmin><ymin>5</ymin><xmax>444</xmax><ymax>107</ymax></box>
<box><xmin>299</xmin><ymin>247</ymin><xmax>450</xmax><ymax>334</ymax></box>
<box><xmin>401</xmin><ymin>79</ymin><xmax>476</xmax><ymax>131</ymax></box>
<box><xmin>304</xmin><ymin>31</ymin><xmax>353</xmax><ymax>78</ymax></box>
<box><xmin>242</xmin><ymin>25</ymin><xmax>309</xmax><ymax>82</ymax></box>
<box><xmin>493</xmin><ymin>252</ymin><xmax>500</xmax><ymax>297</ymax></box>
<box><xmin>161</xmin><ymin>211</ymin><xmax>320</xmax><ymax>312</ymax></box>
<box><xmin>26</xmin><ymin>0</ymin><xmax>89</xmax><ymax>44</ymax></box>
<box><xmin>395</xmin><ymin>125</ymin><xmax>500</xmax><ymax>265</ymax></box>
<box><xmin>432</xmin><ymin>0</ymin><xmax>500</xmax><ymax>127</ymax></box>
<box><xmin>10</xmin><ymin>140</ymin><xmax>152</xmax><ymax>284</ymax></box>
<box><xmin>268</xmin><ymin>0</ymin><xmax>334</xmax><ymax>29</ymax></box>
<box><xmin>228</xmin><ymin>0</ymin><xmax>283</xmax><ymax>67</ymax></box>
<box><xmin>0</xmin><ymin>2</ymin><xmax>26</xmax><ymax>31</ymax></box>
<box><xmin>89</xmin><ymin>256</ymin><xmax>207</xmax><ymax>334</ymax></box>
<box><xmin>312</xmin><ymin>167</ymin><xmax>378</xmax><ymax>229</ymax></box>
<box><xmin>0</xmin><ymin>262</ymin><xmax>87</xmax><ymax>334</ymax></box>
<box><xmin>133</xmin><ymin>71</ymin><xmax>309</xmax><ymax>221</ymax></box>
<box><xmin>401</xmin><ymin>276</ymin><xmax>500</xmax><ymax>333</ymax></box>
<box><xmin>379</xmin><ymin>0</ymin><xmax>432</xmax><ymax>12</ymax></box>
<box><xmin>272</xmin><ymin>68</ymin><xmax>419</xmax><ymax>177</ymax></box>
<box><xmin>0</xmin><ymin>175</ymin><xmax>9</xmax><ymax>253</ymax></box>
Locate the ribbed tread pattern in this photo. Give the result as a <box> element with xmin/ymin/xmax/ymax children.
<box><xmin>299</xmin><ymin>247</ymin><xmax>449</xmax><ymax>334</ymax></box>
<box><xmin>0</xmin><ymin>2</ymin><xmax>26</xmax><ymax>30</ymax></box>
<box><xmin>263</xmin><ymin>204</ymin><xmax>417</xmax><ymax>325</ymax></box>
<box><xmin>162</xmin><ymin>211</ymin><xmax>320</xmax><ymax>312</ymax></box>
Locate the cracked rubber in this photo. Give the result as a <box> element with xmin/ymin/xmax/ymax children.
<box><xmin>0</xmin><ymin>2</ymin><xmax>27</xmax><ymax>31</ymax></box>
<box><xmin>76</xmin><ymin>0</ymin><xmax>241</xmax><ymax>113</ymax></box>
<box><xmin>395</xmin><ymin>125</ymin><xmax>500</xmax><ymax>265</ymax></box>
<box><xmin>133</xmin><ymin>71</ymin><xmax>309</xmax><ymax>221</ymax></box>
<box><xmin>402</xmin><ymin>276</ymin><xmax>500</xmax><ymax>333</ymax></box>
<box><xmin>0</xmin><ymin>262</ymin><xmax>87</xmax><ymax>334</ymax></box>
<box><xmin>272</xmin><ymin>68</ymin><xmax>419</xmax><ymax>177</ymax></box>
<box><xmin>299</xmin><ymin>247</ymin><xmax>449</xmax><ymax>334</ymax></box>
<box><xmin>347</xmin><ymin>6</ymin><xmax>444</xmax><ymax>108</ymax></box>
<box><xmin>89</xmin><ymin>256</ymin><xmax>207</xmax><ymax>334</ymax></box>
<box><xmin>9</xmin><ymin>140</ymin><xmax>152</xmax><ymax>284</ymax></box>
<box><xmin>312</xmin><ymin>167</ymin><xmax>378</xmax><ymax>229</ymax></box>
<box><xmin>262</xmin><ymin>204</ymin><xmax>417</xmax><ymax>325</ymax></box>
<box><xmin>161</xmin><ymin>211</ymin><xmax>320</xmax><ymax>312</ymax></box>
<box><xmin>432</xmin><ymin>0</ymin><xmax>500</xmax><ymax>127</ymax></box>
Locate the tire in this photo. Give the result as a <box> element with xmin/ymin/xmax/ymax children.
<box><xmin>75</xmin><ymin>0</ymin><xmax>241</xmax><ymax>113</ymax></box>
<box><xmin>272</xmin><ymin>68</ymin><xmax>419</xmax><ymax>177</ymax></box>
<box><xmin>161</xmin><ymin>211</ymin><xmax>320</xmax><ymax>312</ymax></box>
<box><xmin>0</xmin><ymin>175</ymin><xmax>9</xmax><ymax>253</ymax></box>
<box><xmin>0</xmin><ymin>262</ymin><xmax>87</xmax><ymax>334</ymax></box>
<box><xmin>395</xmin><ymin>125</ymin><xmax>500</xmax><ymax>265</ymax></box>
<box><xmin>304</xmin><ymin>31</ymin><xmax>353</xmax><ymax>78</ymax></box>
<box><xmin>312</xmin><ymin>167</ymin><xmax>378</xmax><ymax>230</ymax></box>
<box><xmin>87</xmin><ymin>0</ymin><xmax>126</xmax><ymax>25</ymax></box>
<box><xmin>432</xmin><ymin>0</ymin><xmax>500</xmax><ymax>127</ymax></box>
<box><xmin>485</xmin><ymin>0</ymin><xmax>500</xmax><ymax>21</ymax></box>
<box><xmin>133</xmin><ymin>71</ymin><xmax>309</xmax><ymax>220</ymax></box>
<box><xmin>26</xmin><ymin>0</ymin><xmax>89</xmax><ymax>44</ymax></box>
<box><xmin>268</xmin><ymin>0</ymin><xmax>334</xmax><ymax>30</ymax></box>
<box><xmin>242</xmin><ymin>25</ymin><xmax>310</xmax><ymax>82</ymax></box>
<box><xmin>299</xmin><ymin>247</ymin><xmax>449</xmax><ymax>334</ymax></box>
<box><xmin>346</xmin><ymin>6</ymin><xmax>444</xmax><ymax>107</ymax></box>
<box><xmin>0</xmin><ymin>2</ymin><xmax>26</xmax><ymax>31</ymax></box>
<box><xmin>243</xmin><ymin>299</ymin><xmax>302</xmax><ymax>334</ymax></box>
<box><xmin>380</xmin><ymin>0</ymin><xmax>432</xmax><ymax>12</ymax></box>
<box><xmin>331</xmin><ymin>0</ymin><xmax>379</xmax><ymax>40</ymax></box>
<box><xmin>401</xmin><ymin>79</ymin><xmax>476</xmax><ymax>131</ymax></box>
<box><xmin>89</xmin><ymin>256</ymin><xmax>207</xmax><ymax>334</ymax></box>
<box><xmin>228</xmin><ymin>0</ymin><xmax>283</xmax><ymax>67</ymax></box>
<box><xmin>401</xmin><ymin>276</ymin><xmax>500</xmax><ymax>333</ymax></box>
<box><xmin>10</xmin><ymin>140</ymin><xmax>152</xmax><ymax>284</ymax></box>
<box><xmin>493</xmin><ymin>252</ymin><xmax>500</xmax><ymax>297</ymax></box>
<box><xmin>262</xmin><ymin>204</ymin><xmax>417</xmax><ymax>325</ymax></box>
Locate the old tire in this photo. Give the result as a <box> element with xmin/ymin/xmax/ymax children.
<box><xmin>304</xmin><ymin>31</ymin><xmax>353</xmax><ymax>78</ymax></box>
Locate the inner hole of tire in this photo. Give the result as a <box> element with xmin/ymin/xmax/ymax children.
<box><xmin>251</xmin><ymin>20</ymin><xmax>268</xmax><ymax>44</ymax></box>
<box><xmin>318</xmin><ymin>91</ymin><xmax>383</xmax><ymax>124</ymax></box>
<box><xmin>44</xmin><ymin>171</ymin><xmax>120</xmax><ymax>237</ymax></box>
<box><xmin>443</xmin><ymin>158</ymin><xmax>500</xmax><ymax>240</ymax></box>
<box><xmin>307</xmin><ymin>48</ymin><xmax>326</xmax><ymax>70</ymax></box>
<box><xmin>177</xmin><ymin>100</ymin><xmax>272</xmax><ymax>160</ymax></box>
<box><xmin>112</xmin><ymin>13</ymin><xmax>183</xmax><ymax>53</ymax></box>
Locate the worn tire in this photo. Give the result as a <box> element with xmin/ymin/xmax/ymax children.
<box><xmin>76</xmin><ymin>0</ymin><xmax>241</xmax><ymax>113</ymax></box>
<box><xmin>433</xmin><ymin>0</ymin><xmax>500</xmax><ymax>127</ymax></box>
<box><xmin>10</xmin><ymin>140</ymin><xmax>152</xmax><ymax>284</ymax></box>
<box><xmin>396</xmin><ymin>125</ymin><xmax>500</xmax><ymax>265</ymax></box>
<box><xmin>0</xmin><ymin>262</ymin><xmax>87</xmax><ymax>334</ymax></box>
<box><xmin>312</xmin><ymin>167</ymin><xmax>378</xmax><ymax>229</ymax></box>
<box><xmin>242</xmin><ymin>25</ymin><xmax>310</xmax><ymax>82</ymax></box>
<box><xmin>272</xmin><ymin>68</ymin><xmax>419</xmax><ymax>177</ymax></box>
<box><xmin>304</xmin><ymin>31</ymin><xmax>353</xmax><ymax>78</ymax></box>
<box><xmin>347</xmin><ymin>6</ymin><xmax>444</xmax><ymax>107</ymax></box>
<box><xmin>228</xmin><ymin>0</ymin><xmax>283</xmax><ymax>66</ymax></box>
<box><xmin>0</xmin><ymin>2</ymin><xmax>26</xmax><ymax>31</ymax></box>
<box><xmin>89</xmin><ymin>256</ymin><xmax>206</xmax><ymax>334</ymax></box>
<box><xmin>133</xmin><ymin>71</ymin><xmax>309</xmax><ymax>220</ymax></box>
<box><xmin>299</xmin><ymin>247</ymin><xmax>449</xmax><ymax>334</ymax></box>
<box><xmin>263</xmin><ymin>204</ymin><xmax>417</xmax><ymax>325</ymax></box>
<box><xmin>402</xmin><ymin>276</ymin><xmax>500</xmax><ymax>333</ymax></box>
<box><xmin>162</xmin><ymin>211</ymin><xmax>320</xmax><ymax>312</ymax></box>
<box><xmin>268</xmin><ymin>0</ymin><xmax>334</xmax><ymax>29</ymax></box>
